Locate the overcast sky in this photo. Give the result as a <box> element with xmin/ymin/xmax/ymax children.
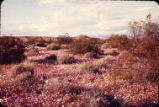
<box><xmin>1</xmin><ymin>0</ymin><xmax>159</xmax><ymax>38</ymax></box>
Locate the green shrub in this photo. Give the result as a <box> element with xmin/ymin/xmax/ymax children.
<box><xmin>58</xmin><ymin>54</ymin><xmax>76</xmax><ymax>64</ymax></box>
<box><xmin>0</xmin><ymin>36</ymin><xmax>26</xmax><ymax>64</ymax></box>
<box><xmin>69</xmin><ymin>39</ymin><xmax>100</xmax><ymax>55</ymax></box>
<box><xmin>47</xmin><ymin>43</ymin><xmax>61</xmax><ymax>50</ymax></box>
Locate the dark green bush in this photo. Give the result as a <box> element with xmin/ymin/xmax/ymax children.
<box><xmin>0</xmin><ymin>36</ymin><xmax>26</xmax><ymax>64</ymax></box>
<box><xmin>69</xmin><ymin>39</ymin><xmax>100</xmax><ymax>55</ymax></box>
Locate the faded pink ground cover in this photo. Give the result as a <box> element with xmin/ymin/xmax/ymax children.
<box><xmin>0</xmin><ymin>46</ymin><xmax>158</xmax><ymax>106</ymax></box>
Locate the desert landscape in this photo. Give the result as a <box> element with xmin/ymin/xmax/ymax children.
<box><xmin>0</xmin><ymin>15</ymin><xmax>158</xmax><ymax>107</ymax></box>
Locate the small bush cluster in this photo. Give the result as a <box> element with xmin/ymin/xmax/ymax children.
<box><xmin>69</xmin><ymin>39</ymin><xmax>101</xmax><ymax>55</ymax></box>
<box><xmin>79</xmin><ymin>62</ymin><xmax>99</xmax><ymax>74</ymax></box>
<box><xmin>56</xmin><ymin>35</ymin><xmax>73</xmax><ymax>45</ymax></box>
<box><xmin>26</xmin><ymin>37</ymin><xmax>52</xmax><ymax>46</ymax></box>
<box><xmin>113</xmin><ymin>52</ymin><xmax>158</xmax><ymax>83</ymax></box>
<box><xmin>79</xmin><ymin>56</ymin><xmax>115</xmax><ymax>74</ymax></box>
<box><xmin>0</xmin><ymin>36</ymin><xmax>26</xmax><ymax>64</ymax></box>
<box><xmin>107</xmin><ymin>34</ymin><xmax>133</xmax><ymax>50</ymax></box>
<box><xmin>58</xmin><ymin>54</ymin><xmax>76</xmax><ymax>64</ymax></box>
<box><xmin>8</xmin><ymin>61</ymin><xmax>34</xmax><ymax>82</ymax></box>
<box><xmin>47</xmin><ymin>43</ymin><xmax>61</xmax><ymax>50</ymax></box>
<box><xmin>43</xmin><ymin>78</ymin><xmax>70</xmax><ymax>94</ymax></box>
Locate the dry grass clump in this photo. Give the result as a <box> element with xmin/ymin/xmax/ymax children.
<box><xmin>0</xmin><ymin>36</ymin><xmax>26</xmax><ymax>64</ymax></box>
<box><xmin>47</xmin><ymin>43</ymin><xmax>61</xmax><ymax>50</ymax></box>
<box><xmin>95</xmin><ymin>56</ymin><xmax>115</xmax><ymax>67</ymax></box>
<box><xmin>82</xmin><ymin>89</ymin><xmax>121</xmax><ymax>107</ymax></box>
<box><xmin>9</xmin><ymin>61</ymin><xmax>35</xmax><ymax>82</ymax></box>
<box><xmin>79</xmin><ymin>62</ymin><xmax>98</xmax><ymax>74</ymax></box>
<box><xmin>84</xmin><ymin>52</ymin><xmax>97</xmax><ymax>59</ymax></box>
<box><xmin>58</xmin><ymin>54</ymin><xmax>76</xmax><ymax>64</ymax></box>
<box><xmin>69</xmin><ymin>39</ymin><xmax>100</xmax><ymax>55</ymax></box>
<box><xmin>79</xmin><ymin>56</ymin><xmax>115</xmax><ymax>74</ymax></box>
<box><xmin>101</xmin><ymin>42</ymin><xmax>109</xmax><ymax>49</ymax></box>
<box><xmin>43</xmin><ymin>78</ymin><xmax>70</xmax><ymax>94</ymax></box>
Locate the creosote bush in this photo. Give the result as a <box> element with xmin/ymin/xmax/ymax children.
<box><xmin>0</xmin><ymin>36</ymin><xmax>26</xmax><ymax>64</ymax></box>
<box><xmin>47</xmin><ymin>43</ymin><xmax>61</xmax><ymax>50</ymax></box>
<box><xmin>129</xmin><ymin>14</ymin><xmax>159</xmax><ymax>73</ymax></box>
<box><xmin>69</xmin><ymin>39</ymin><xmax>101</xmax><ymax>55</ymax></box>
<box><xmin>58</xmin><ymin>54</ymin><xmax>76</xmax><ymax>64</ymax></box>
<box><xmin>107</xmin><ymin>34</ymin><xmax>133</xmax><ymax>50</ymax></box>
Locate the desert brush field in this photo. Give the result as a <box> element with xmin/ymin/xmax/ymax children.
<box><xmin>0</xmin><ymin>15</ymin><xmax>158</xmax><ymax>107</ymax></box>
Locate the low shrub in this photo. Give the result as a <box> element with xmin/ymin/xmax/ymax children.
<box><xmin>58</xmin><ymin>54</ymin><xmax>75</xmax><ymax>64</ymax></box>
<box><xmin>36</xmin><ymin>42</ymin><xmax>47</xmax><ymax>47</ymax></box>
<box><xmin>79</xmin><ymin>62</ymin><xmax>99</xmax><ymax>74</ymax></box>
<box><xmin>82</xmin><ymin>89</ymin><xmax>121</xmax><ymax>107</ymax></box>
<box><xmin>112</xmin><ymin>53</ymin><xmax>158</xmax><ymax>83</ymax></box>
<box><xmin>45</xmin><ymin>54</ymin><xmax>57</xmax><ymax>63</ymax></box>
<box><xmin>26</xmin><ymin>37</ymin><xmax>53</xmax><ymax>46</ymax></box>
<box><xmin>56</xmin><ymin>36</ymin><xmax>73</xmax><ymax>45</ymax></box>
<box><xmin>84</xmin><ymin>52</ymin><xmax>97</xmax><ymax>59</ymax></box>
<box><xmin>0</xmin><ymin>36</ymin><xmax>26</xmax><ymax>64</ymax></box>
<box><xmin>94</xmin><ymin>56</ymin><xmax>115</xmax><ymax>68</ymax></box>
<box><xmin>69</xmin><ymin>39</ymin><xmax>100</xmax><ymax>55</ymax></box>
<box><xmin>43</xmin><ymin>78</ymin><xmax>70</xmax><ymax>94</ymax></box>
<box><xmin>101</xmin><ymin>42</ymin><xmax>109</xmax><ymax>49</ymax></box>
<box><xmin>33</xmin><ymin>54</ymin><xmax>57</xmax><ymax>64</ymax></box>
<box><xmin>47</xmin><ymin>43</ymin><xmax>61</xmax><ymax>50</ymax></box>
<box><xmin>107</xmin><ymin>34</ymin><xmax>133</xmax><ymax>50</ymax></box>
<box><xmin>9</xmin><ymin>61</ymin><xmax>34</xmax><ymax>82</ymax></box>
